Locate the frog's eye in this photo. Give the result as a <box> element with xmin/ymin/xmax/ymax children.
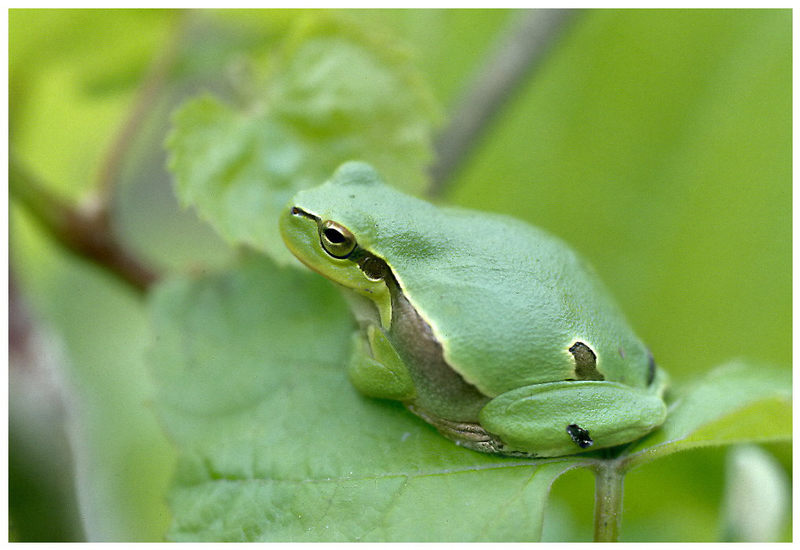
<box><xmin>319</xmin><ymin>220</ymin><xmax>357</xmax><ymax>258</ymax></box>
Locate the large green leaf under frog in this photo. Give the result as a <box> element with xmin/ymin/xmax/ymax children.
<box><xmin>148</xmin><ymin>254</ymin><xmax>578</xmax><ymax>541</ymax></box>
<box><xmin>148</xmin><ymin>254</ymin><xmax>789</xmax><ymax>541</ymax></box>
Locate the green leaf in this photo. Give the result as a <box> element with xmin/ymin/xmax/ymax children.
<box><xmin>623</xmin><ymin>361</ymin><xmax>791</xmax><ymax>469</ymax></box>
<box><xmin>148</xmin><ymin>253</ymin><xmax>581</xmax><ymax>541</ymax></box>
<box><xmin>167</xmin><ymin>13</ymin><xmax>439</xmax><ymax>264</ymax></box>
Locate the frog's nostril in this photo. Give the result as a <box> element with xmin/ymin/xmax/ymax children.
<box><xmin>290</xmin><ymin>206</ymin><xmax>319</xmax><ymax>222</ymax></box>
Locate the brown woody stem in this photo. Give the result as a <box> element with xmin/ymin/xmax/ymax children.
<box><xmin>10</xmin><ymin>157</ymin><xmax>157</xmax><ymax>293</ymax></box>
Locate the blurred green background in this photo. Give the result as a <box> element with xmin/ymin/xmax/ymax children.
<box><xmin>9</xmin><ymin>9</ymin><xmax>790</xmax><ymax>541</ymax></box>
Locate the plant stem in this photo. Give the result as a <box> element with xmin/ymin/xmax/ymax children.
<box><xmin>94</xmin><ymin>11</ymin><xmax>186</xmax><ymax>202</ymax></box>
<box><xmin>10</xmin><ymin>155</ymin><xmax>158</xmax><ymax>293</ymax></box>
<box><xmin>593</xmin><ymin>462</ymin><xmax>624</xmax><ymax>542</ymax></box>
<box><xmin>9</xmin><ymin>18</ymin><xmax>187</xmax><ymax>294</ymax></box>
<box><xmin>427</xmin><ymin>9</ymin><xmax>577</xmax><ymax>197</ymax></box>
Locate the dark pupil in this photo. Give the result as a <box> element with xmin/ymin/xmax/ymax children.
<box><xmin>324</xmin><ymin>228</ymin><xmax>346</xmax><ymax>243</ymax></box>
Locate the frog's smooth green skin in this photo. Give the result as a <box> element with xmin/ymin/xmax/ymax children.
<box><xmin>279</xmin><ymin>161</ymin><xmax>668</xmax><ymax>457</ymax></box>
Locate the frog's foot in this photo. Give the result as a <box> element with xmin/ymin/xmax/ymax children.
<box><xmin>405</xmin><ymin>403</ymin><xmax>533</xmax><ymax>457</ymax></box>
<box><xmin>347</xmin><ymin>325</ymin><xmax>415</xmax><ymax>401</ymax></box>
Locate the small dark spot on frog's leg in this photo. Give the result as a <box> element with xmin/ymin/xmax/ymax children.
<box><xmin>566</xmin><ymin>424</ymin><xmax>594</xmax><ymax>449</ymax></box>
<box><xmin>646</xmin><ymin>349</ymin><xmax>656</xmax><ymax>385</ymax></box>
<box><xmin>569</xmin><ymin>341</ymin><xmax>604</xmax><ymax>381</ymax></box>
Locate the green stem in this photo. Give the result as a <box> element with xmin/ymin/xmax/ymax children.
<box><xmin>94</xmin><ymin>11</ymin><xmax>186</xmax><ymax>200</ymax></box>
<box><xmin>427</xmin><ymin>9</ymin><xmax>577</xmax><ymax>197</ymax></box>
<box><xmin>593</xmin><ymin>462</ymin><xmax>624</xmax><ymax>542</ymax></box>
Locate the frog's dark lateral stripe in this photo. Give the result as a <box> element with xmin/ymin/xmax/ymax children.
<box><xmin>382</xmin><ymin>268</ymin><xmax>491</xmax><ymax>423</ymax></box>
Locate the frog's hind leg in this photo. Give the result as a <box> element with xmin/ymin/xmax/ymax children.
<box><xmin>478</xmin><ymin>380</ymin><xmax>668</xmax><ymax>457</ymax></box>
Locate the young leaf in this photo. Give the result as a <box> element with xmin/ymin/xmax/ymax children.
<box><xmin>167</xmin><ymin>14</ymin><xmax>439</xmax><ymax>264</ymax></box>
<box><xmin>622</xmin><ymin>361</ymin><xmax>791</xmax><ymax>470</ymax></box>
<box><xmin>148</xmin><ymin>254</ymin><xmax>582</xmax><ymax>542</ymax></box>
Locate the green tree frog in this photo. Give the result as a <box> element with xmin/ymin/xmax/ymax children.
<box><xmin>280</xmin><ymin>162</ymin><xmax>668</xmax><ymax>457</ymax></box>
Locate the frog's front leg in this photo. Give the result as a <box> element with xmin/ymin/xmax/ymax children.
<box><xmin>347</xmin><ymin>324</ymin><xmax>416</xmax><ymax>401</ymax></box>
<box><xmin>479</xmin><ymin>372</ymin><xmax>668</xmax><ymax>457</ymax></box>
<box><xmin>348</xmin><ymin>326</ymin><xmax>501</xmax><ymax>454</ymax></box>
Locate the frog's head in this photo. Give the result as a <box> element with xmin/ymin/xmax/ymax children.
<box><xmin>279</xmin><ymin>162</ymin><xmax>394</xmax><ymax>325</ymax></box>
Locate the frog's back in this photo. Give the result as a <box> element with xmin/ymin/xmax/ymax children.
<box><xmin>298</xmin><ymin>162</ymin><xmax>652</xmax><ymax>397</ymax></box>
<box><xmin>378</xmin><ymin>204</ymin><xmax>650</xmax><ymax>397</ymax></box>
